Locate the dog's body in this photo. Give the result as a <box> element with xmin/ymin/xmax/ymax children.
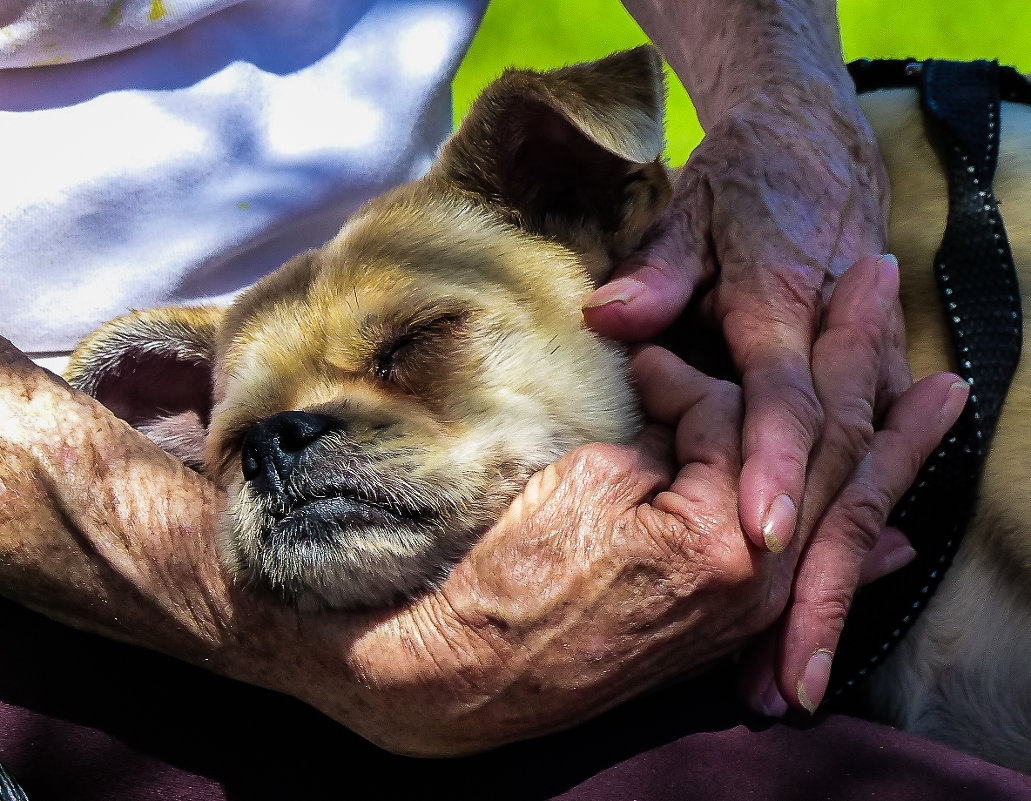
<box><xmin>857</xmin><ymin>89</ymin><xmax>1031</xmax><ymax>771</ymax></box>
<box><xmin>65</xmin><ymin>49</ymin><xmax>1031</xmax><ymax>769</ymax></box>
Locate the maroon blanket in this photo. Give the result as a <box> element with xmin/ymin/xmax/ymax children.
<box><xmin>1</xmin><ymin>599</ymin><xmax>1028</xmax><ymax>801</ymax></box>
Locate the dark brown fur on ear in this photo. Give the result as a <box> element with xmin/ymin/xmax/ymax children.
<box><xmin>430</xmin><ymin>45</ymin><xmax>672</xmax><ymax>282</ymax></box>
<box><xmin>64</xmin><ymin>306</ymin><xmax>222</xmax><ymax>470</ymax></box>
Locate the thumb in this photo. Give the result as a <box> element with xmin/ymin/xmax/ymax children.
<box><xmin>583</xmin><ymin>191</ymin><xmax>714</xmax><ymax>342</ymax></box>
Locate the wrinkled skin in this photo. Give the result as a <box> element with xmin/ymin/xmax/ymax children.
<box><xmin>588</xmin><ymin>0</ymin><xmax>911</xmax><ymax>712</ymax></box>
<box><xmin>0</xmin><ymin>263</ymin><xmax>963</xmax><ymax>755</ymax></box>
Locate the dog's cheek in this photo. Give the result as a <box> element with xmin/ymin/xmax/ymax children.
<box><xmin>217</xmin><ymin>479</ymin><xmax>264</xmax><ymax>576</ymax></box>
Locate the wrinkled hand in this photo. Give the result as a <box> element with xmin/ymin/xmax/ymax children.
<box><xmin>0</xmin><ymin>340</ymin><xmax>767</xmax><ymax>755</ymax></box>
<box><xmin>584</xmin><ymin>89</ymin><xmax>921</xmax><ymax>711</ymax></box>
<box><xmin>585</xmin><ymin>90</ymin><xmax>901</xmax><ymax>553</ymax></box>
<box><xmin>0</xmin><ymin>270</ymin><xmax>963</xmax><ymax>758</ymax></box>
<box><xmin>735</xmin><ymin>259</ymin><xmax>966</xmax><ymax>714</ymax></box>
<box><xmin>592</xmin><ymin>248</ymin><xmax>961</xmax><ymax>715</ymax></box>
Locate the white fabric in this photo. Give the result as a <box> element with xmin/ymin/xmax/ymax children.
<box><xmin>0</xmin><ymin>0</ymin><xmax>487</xmax><ymax>359</ymax></box>
<box><xmin>0</xmin><ymin>0</ymin><xmax>247</xmax><ymax>67</ymax></box>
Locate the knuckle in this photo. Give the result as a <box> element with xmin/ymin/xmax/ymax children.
<box><xmin>634</xmin><ymin>503</ymin><xmax>701</xmax><ymax>567</ymax></box>
<box><xmin>766</xmin><ymin>267</ymin><xmax>824</xmax><ymax>324</ymax></box>
<box><xmin>717</xmin><ymin>268</ymin><xmax>824</xmax><ymax>351</ymax></box>
<box><xmin>563</xmin><ymin>443</ymin><xmax>626</xmax><ymax>481</ymax></box>
<box><xmin>832</xmin><ymin>390</ymin><xmax>876</xmax><ymax>430</ymax></box>
<box><xmin>833</xmin><ymin>488</ymin><xmax>889</xmax><ymax>552</ymax></box>
<box><xmin>782</xmin><ymin>382</ymin><xmax>826</xmax><ymax>445</ymax></box>
<box><xmin>707</xmin><ymin>542</ymin><xmax>760</xmax><ymax>588</ymax></box>
<box><xmin>820</xmin><ymin>409</ymin><xmax>875</xmax><ymax>463</ymax></box>
<box><xmin>753</xmin><ymin>358</ymin><xmax>823</xmax><ymax>417</ymax></box>
<box><xmin>792</xmin><ymin>564</ymin><xmax>861</xmax><ymax>631</ymax></box>
<box><xmin>637</xmin><ymin>495</ymin><xmax>753</xmax><ymax>581</ymax></box>
<box><xmin>801</xmin><ymin>592</ymin><xmax>853</xmax><ymax>627</ymax></box>
<box><xmin>745</xmin><ymin>378</ymin><xmax>826</xmax><ymax>461</ymax></box>
<box><xmin>636</xmin><ymin>482</ymin><xmax>794</xmax><ymax>634</ymax></box>
<box><xmin>841</xmin><ymin>306</ymin><xmax>888</xmax><ymax>351</ymax></box>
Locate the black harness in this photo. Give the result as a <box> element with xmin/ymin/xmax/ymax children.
<box><xmin>830</xmin><ymin>59</ymin><xmax>1027</xmax><ymax>701</ymax></box>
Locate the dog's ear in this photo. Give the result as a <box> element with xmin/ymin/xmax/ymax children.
<box><xmin>432</xmin><ymin>45</ymin><xmax>672</xmax><ymax>280</ymax></box>
<box><xmin>64</xmin><ymin>306</ymin><xmax>222</xmax><ymax>471</ymax></box>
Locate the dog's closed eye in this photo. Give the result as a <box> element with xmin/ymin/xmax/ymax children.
<box><xmin>373</xmin><ymin>332</ymin><xmax>418</xmax><ymax>382</ymax></box>
<box><xmin>370</xmin><ymin>310</ymin><xmax>470</xmax><ymax>386</ymax></box>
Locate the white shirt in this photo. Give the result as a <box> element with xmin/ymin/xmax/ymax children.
<box><xmin>0</xmin><ymin>0</ymin><xmax>487</xmax><ymax>367</ymax></box>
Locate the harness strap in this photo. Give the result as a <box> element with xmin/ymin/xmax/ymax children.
<box><xmin>850</xmin><ymin>56</ymin><xmax>1031</xmax><ymax>104</ymax></box>
<box><xmin>829</xmin><ymin>59</ymin><xmax>1025</xmax><ymax>702</ymax></box>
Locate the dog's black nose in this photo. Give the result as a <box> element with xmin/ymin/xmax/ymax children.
<box><xmin>241</xmin><ymin>411</ymin><xmax>335</xmax><ymax>492</ymax></box>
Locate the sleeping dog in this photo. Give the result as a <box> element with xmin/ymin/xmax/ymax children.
<box><xmin>64</xmin><ymin>47</ymin><xmax>1031</xmax><ymax>771</ymax></box>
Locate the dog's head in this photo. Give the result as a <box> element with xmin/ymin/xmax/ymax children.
<box><xmin>65</xmin><ymin>47</ymin><xmax>671</xmax><ymax>608</ymax></box>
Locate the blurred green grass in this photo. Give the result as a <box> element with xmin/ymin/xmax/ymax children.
<box><xmin>453</xmin><ymin>1</ymin><xmax>1031</xmax><ymax>166</ymax></box>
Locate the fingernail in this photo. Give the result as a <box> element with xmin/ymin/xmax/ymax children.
<box><xmin>942</xmin><ymin>379</ymin><xmax>970</xmax><ymax>426</ymax></box>
<box><xmin>582</xmin><ymin>277</ymin><xmax>646</xmax><ymax>310</ymax></box>
<box><xmin>876</xmin><ymin>253</ymin><xmax>899</xmax><ymax>276</ymax></box>
<box><xmin>797</xmin><ymin>648</ymin><xmax>834</xmax><ymax>714</ymax></box>
<box><xmin>875</xmin><ymin>254</ymin><xmax>900</xmax><ymax>312</ymax></box>
<box><xmin>882</xmin><ymin>543</ymin><xmax>917</xmax><ymax>575</ymax></box>
<box><xmin>761</xmin><ymin>494</ymin><xmax>796</xmax><ymax>553</ymax></box>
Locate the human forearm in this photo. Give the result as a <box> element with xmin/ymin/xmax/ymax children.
<box><xmin>622</xmin><ymin>0</ymin><xmax>851</xmax><ymax>128</ymax></box>
<box><xmin>0</xmin><ymin>339</ymin><xmax>232</xmax><ymax>660</ymax></box>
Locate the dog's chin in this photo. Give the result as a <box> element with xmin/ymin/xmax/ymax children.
<box><xmin>218</xmin><ymin>484</ymin><xmax>485</xmax><ymax>610</ymax></box>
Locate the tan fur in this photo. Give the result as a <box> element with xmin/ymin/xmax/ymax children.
<box><xmin>209</xmin><ymin>191</ymin><xmax>646</xmax><ymax>606</ymax></box>
<box><xmin>66</xmin><ymin>47</ymin><xmax>666</xmax><ymax>609</ymax></box>
<box><xmin>66</xmin><ymin>305</ymin><xmax>222</xmax><ymax>397</ymax></box>
<box><xmin>65</xmin><ymin>50</ymin><xmax>1031</xmax><ymax>767</ymax></box>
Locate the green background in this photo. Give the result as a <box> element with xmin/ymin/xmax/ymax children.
<box><xmin>453</xmin><ymin>1</ymin><xmax>1031</xmax><ymax>165</ymax></box>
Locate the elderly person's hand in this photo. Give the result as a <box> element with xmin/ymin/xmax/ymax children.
<box><xmin>587</xmin><ymin>95</ymin><xmax>899</xmax><ymax>548</ymax></box>
<box><xmin>605</xmin><ymin>0</ymin><xmax>914</xmax><ymax>711</ymax></box>
<box><xmin>0</xmin><ymin>260</ymin><xmax>963</xmax><ymax>757</ymax></box>
<box><xmin>601</xmin><ymin>0</ymin><xmax>898</xmax><ymax>552</ymax></box>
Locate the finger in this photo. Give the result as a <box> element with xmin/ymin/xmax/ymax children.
<box><xmin>740</xmin><ymin>526</ymin><xmax>914</xmax><ymax>716</ymax></box>
<box><xmin>583</xmin><ymin>178</ymin><xmax>714</xmax><ymax>342</ymax></box>
<box><xmin>777</xmin><ymin>372</ymin><xmax>968</xmax><ymax>712</ymax></box>
<box><xmin>630</xmin><ymin>344</ymin><xmax>743</xmax><ymax>474</ymax></box>
<box><xmin>498</xmin><ymin>426</ymin><xmax>677</xmax><ymax>535</ymax></box>
<box><xmin>728</xmin><ymin>279</ymin><xmax>822</xmax><ymax>553</ymax></box>
<box><xmin>873</xmin><ymin>300</ymin><xmax>913</xmax><ymax>424</ymax></box>
<box><xmin>796</xmin><ymin>255</ymin><xmax>900</xmax><ymax>539</ymax></box>
<box><xmin>857</xmin><ymin>526</ymin><xmax>916</xmax><ymax>587</ymax></box>
<box><xmin>739</xmin><ymin>626</ymin><xmax>790</xmax><ymax>717</ymax></box>
<box><xmin>737</xmin><ymin>254</ymin><xmax>901</xmax><ymax>555</ymax></box>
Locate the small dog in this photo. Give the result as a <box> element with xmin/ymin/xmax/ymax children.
<box><xmin>65</xmin><ymin>47</ymin><xmax>1031</xmax><ymax>770</ymax></box>
<box><xmin>65</xmin><ymin>48</ymin><xmax>667</xmax><ymax>609</ymax></box>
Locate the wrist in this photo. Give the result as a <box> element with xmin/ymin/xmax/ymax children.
<box><xmin>624</xmin><ymin>0</ymin><xmax>853</xmax><ymax>130</ymax></box>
